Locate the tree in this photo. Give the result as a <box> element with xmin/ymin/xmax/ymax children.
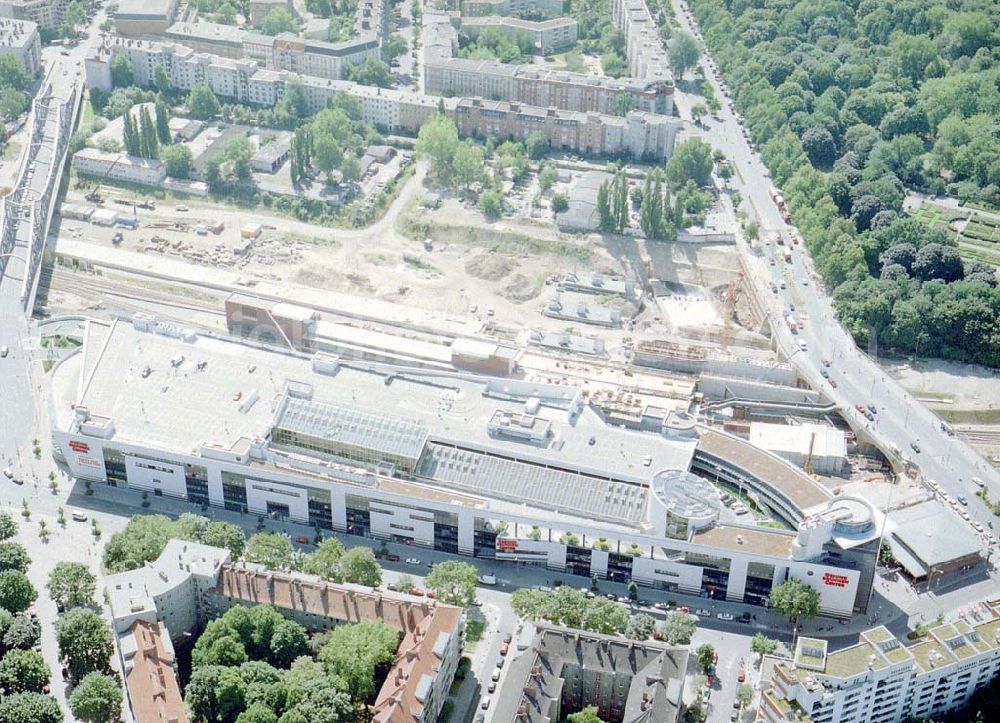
<box><xmin>770</xmin><ymin>579</ymin><xmax>821</xmax><ymax>631</ymax></box>
<box><xmin>395</xmin><ymin>574</ymin><xmax>415</xmax><ymax>594</ymax></box>
<box><xmin>0</xmin><ymin>649</ymin><xmax>50</xmax><ymax>694</ymax></box>
<box><xmin>138</xmin><ymin>106</ymin><xmax>158</xmax><ymax>159</ymax></box>
<box><xmin>551</xmin><ymin>194</ymin><xmax>569</xmax><ymax>213</ymax></box>
<box><xmin>480</xmin><ymin>189</ymin><xmax>504</xmax><ymax>219</ymax></box>
<box><xmin>801</xmin><ymin>126</ymin><xmax>837</xmax><ymax>167</ymax></box>
<box><xmin>110</xmin><ymin>54</ymin><xmax>132</xmax><ymax>88</ymax></box>
<box><xmin>382</xmin><ymin>34</ymin><xmax>408</xmax><ymax>63</ymax></box>
<box><xmin>69</xmin><ymin>672</ymin><xmax>122</xmax><ymax>723</ymax></box>
<box><xmin>153</xmin><ymin>65</ymin><xmax>171</xmax><ymax>93</ymax></box>
<box><xmin>0</xmin><ymin>514</ymin><xmax>16</xmax><ymax>541</ymax></box>
<box><xmin>261</xmin><ymin>6</ymin><xmax>298</xmax><ymax>35</ymax></box>
<box><xmin>318</xmin><ymin>621</ymin><xmax>399</xmax><ymax>701</ymax></box>
<box><xmin>161</xmin><ymin>144</ymin><xmax>193</xmax><ymax>179</ymax></box>
<box><xmin>751</xmin><ymin>633</ymin><xmax>778</xmax><ymax>658</ymax></box>
<box><xmin>0</xmin><ymin>56</ymin><xmax>29</xmax><ymax>92</ymax></box>
<box><xmin>912</xmin><ymin>243</ymin><xmax>963</xmax><ymax>282</ymax></box>
<box><xmin>525</xmin><ymin>131</ymin><xmax>549</xmax><ymax>160</ymax></box>
<box><xmin>736</xmin><ymin>683</ymin><xmax>754</xmax><ymax>708</ymax></box>
<box><xmin>299</xmin><ymin>538</ymin><xmax>346</xmax><ymax>581</ymax></box>
<box><xmin>154</xmin><ymin>97</ymin><xmax>171</xmax><ymax>145</ymax></box>
<box><xmin>339</xmin><ymin>546</ymin><xmax>381</xmax><ymax>587</ymax></box>
<box><xmin>696</xmin><ymin>644</ymin><xmax>716</xmax><ymax>674</ymax></box>
<box><xmin>0</xmin><ymin>542</ymin><xmax>28</xmax><ymax>573</ymax></box>
<box><xmin>245</xmin><ymin>533</ymin><xmax>294</xmax><ymax>570</ymax></box>
<box><xmin>237</xmin><ymin>703</ymin><xmax>278</xmax><ymax>723</ymax></box>
<box><xmin>425</xmin><ymin>561</ymin><xmax>478</xmax><ymax>607</ymax></box>
<box><xmin>669</xmin><ymin>31</ymin><xmax>700</xmax><ymax>78</ymax></box>
<box><xmin>344</xmin><ymin>57</ymin><xmax>393</xmax><ymax>88</ymax></box>
<box><xmin>568</xmin><ymin>706</ymin><xmax>606</xmax><ymax>723</ymax></box>
<box><xmin>666</xmin><ymin>139</ymin><xmax>713</xmax><ymax>187</ymax></box>
<box><xmin>0</xmin><ymin>570</ymin><xmax>35</xmax><ymax>613</ymax></box>
<box><xmin>625</xmin><ymin>613</ymin><xmax>656</xmax><ymax>640</ymax></box>
<box><xmin>186</xmin><ymin>665</ymin><xmax>247</xmax><ymax>723</ymax></box>
<box><xmin>416</xmin><ymin>114</ymin><xmax>459</xmax><ymax>181</ymax></box>
<box><xmin>268</xmin><ymin>620</ymin><xmax>309</xmax><ymax>668</ymax></box>
<box><xmin>581</xmin><ymin>598</ymin><xmax>628</xmax><ymax>634</ymax></box>
<box><xmin>47</xmin><ymin>562</ymin><xmax>96</xmax><ymax>610</ymax></box>
<box><xmin>660</xmin><ymin>611</ymin><xmax>696</xmax><ymax>645</ymax></box>
<box><xmin>452</xmin><ymin>142</ymin><xmax>485</xmax><ymax>192</ymax></box>
<box><xmin>56</xmin><ymin>608</ymin><xmax>113</xmax><ymax>682</ymax></box>
<box><xmin>0</xmin><ymin>692</ymin><xmax>62</xmax><ymax>723</ymax></box>
<box><xmin>202</xmin><ymin>522</ymin><xmax>246</xmax><ymax>559</ymax></box>
<box><xmin>3</xmin><ymin>613</ymin><xmax>40</xmax><ymax>651</ymax></box>
<box><xmin>596</xmin><ymin>181</ymin><xmax>613</xmax><ymax>231</ymax></box>
<box><xmin>188</xmin><ymin>84</ymin><xmax>221</xmax><ymax>120</ymax></box>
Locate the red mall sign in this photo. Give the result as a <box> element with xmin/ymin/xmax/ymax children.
<box><xmin>823</xmin><ymin>572</ymin><xmax>849</xmax><ymax>588</ymax></box>
<box><xmin>68</xmin><ymin>440</ymin><xmax>90</xmax><ymax>454</ymax></box>
<box><xmin>497</xmin><ymin>538</ymin><xmax>519</xmax><ymax>553</ymax></box>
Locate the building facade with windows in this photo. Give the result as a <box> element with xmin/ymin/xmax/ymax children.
<box><xmin>0</xmin><ymin>0</ymin><xmax>68</xmax><ymax>31</ymax></box>
<box><xmin>760</xmin><ymin>613</ymin><xmax>1000</xmax><ymax>723</ymax></box>
<box><xmin>55</xmin><ymin>317</ymin><xmax>880</xmax><ymax>618</ymax></box>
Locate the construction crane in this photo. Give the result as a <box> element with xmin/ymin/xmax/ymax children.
<box><xmin>720</xmin><ymin>271</ymin><xmax>744</xmax><ymax>353</ymax></box>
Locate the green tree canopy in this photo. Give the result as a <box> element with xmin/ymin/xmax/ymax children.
<box><xmin>47</xmin><ymin>562</ymin><xmax>96</xmax><ymax>610</ymax></box>
<box><xmin>318</xmin><ymin>621</ymin><xmax>400</xmax><ymax>701</ymax></box>
<box><xmin>299</xmin><ymin>538</ymin><xmax>346</xmax><ymax>581</ymax></box>
<box><xmin>188</xmin><ymin>84</ymin><xmax>222</xmax><ymax>120</ymax></box>
<box><xmin>666</xmin><ymin>139</ymin><xmax>713</xmax><ymax>188</ymax></box>
<box><xmin>0</xmin><ymin>692</ymin><xmax>62</xmax><ymax>723</ymax></box>
<box><xmin>770</xmin><ymin>579</ymin><xmax>821</xmax><ymax>626</ymax></box>
<box><xmin>244</xmin><ymin>533</ymin><xmax>295</xmax><ymax>570</ymax></box>
<box><xmin>0</xmin><ymin>649</ymin><xmax>49</xmax><ymax>694</ymax></box>
<box><xmin>338</xmin><ymin>546</ymin><xmax>381</xmax><ymax>587</ymax></box>
<box><xmin>0</xmin><ymin>514</ymin><xmax>16</xmax><ymax>541</ymax></box>
<box><xmin>425</xmin><ymin>561</ymin><xmax>478</xmax><ymax>607</ymax></box>
<box><xmin>261</xmin><ymin>6</ymin><xmax>298</xmax><ymax>35</ymax></box>
<box><xmin>660</xmin><ymin>611</ymin><xmax>697</xmax><ymax>645</ymax></box>
<box><xmin>3</xmin><ymin>613</ymin><xmax>40</xmax><ymax>651</ymax></box>
<box><xmin>69</xmin><ymin>672</ymin><xmax>123</xmax><ymax>723</ymax></box>
<box><xmin>0</xmin><ymin>541</ymin><xmax>29</xmax><ymax>574</ymax></box>
<box><xmin>668</xmin><ymin>31</ymin><xmax>700</xmax><ymax>78</ymax></box>
<box><xmin>416</xmin><ymin>114</ymin><xmax>460</xmax><ymax>182</ymax></box>
<box><xmin>56</xmin><ymin>608</ymin><xmax>113</xmax><ymax>682</ymax></box>
<box><xmin>0</xmin><ymin>570</ymin><xmax>36</xmax><ymax>613</ymax></box>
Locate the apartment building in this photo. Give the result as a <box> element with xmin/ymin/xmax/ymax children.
<box><xmin>104</xmin><ymin>539</ymin><xmax>465</xmax><ymax>723</ymax></box>
<box><xmin>160</xmin><ymin>20</ymin><xmax>380</xmax><ymax>78</ymax></box>
<box><xmin>460</xmin><ymin>15</ymin><xmax>578</xmax><ymax>54</ymax></box>
<box><xmin>455</xmin><ymin>97</ymin><xmax>681</xmax><ymax>161</ymax></box>
<box><xmin>424</xmin><ymin>8</ymin><xmax>673</xmax><ymax>115</ymax></box>
<box><xmin>611</xmin><ymin>0</ymin><xmax>671</xmax><ymax>83</ymax></box>
<box><xmin>760</xmin><ymin>613</ymin><xmax>1000</xmax><ymax>723</ymax></box>
<box><xmin>460</xmin><ymin>0</ymin><xmax>563</xmax><ymax>18</ymax></box>
<box><xmin>87</xmin><ymin>39</ymin><xmax>448</xmax><ymax>132</ymax></box>
<box><xmin>0</xmin><ymin>17</ymin><xmax>40</xmax><ymax>75</ymax></box>
<box><xmin>0</xmin><ymin>0</ymin><xmax>68</xmax><ymax>31</ymax></box>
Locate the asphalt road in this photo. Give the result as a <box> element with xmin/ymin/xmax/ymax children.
<box><xmin>672</xmin><ymin>0</ymin><xmax>1000</xmax><ymax>539</ymax></box>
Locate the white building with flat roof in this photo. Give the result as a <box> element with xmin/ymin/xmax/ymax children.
<box><xmin>0</xmin><ymin>17</ymin><xmax>39</xmax><ymax>75</ymax></box>
<box><xmin>52</xmin><ymin>317</ymin><xmax>881</xmax><ymax>617</ymax></box>
<box><xmin>750</xmin><ymin>422</ymin><xmax>847</xmax><ymax>476</ymax></box>
<box><xmin>72</xmin><ymin>148</ymin><xmax>167</xmax><ymax>187</ymax></box>
<box><xmin>0</xmin><ymin>0</ymin><xmax>67</xmax><ymax>31</ymax></box>
<box><xmin>761</xmin><ymin>613</ymin><xmax>1000</xmax><ymax>723</ymax></box>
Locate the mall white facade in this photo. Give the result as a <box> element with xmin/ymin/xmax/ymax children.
<box><xmin>53</xmin><ymin>316</ymin><xmax>880</xmax><ymax>617</ymax></box>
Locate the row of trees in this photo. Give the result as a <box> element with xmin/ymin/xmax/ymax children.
<box><xmin>102</xmin><ymin>513</ymin><xmax>384</xmax><ymax>587</ymax></box>
<box><xmin>186</xmin><ymin>603</ymin><xmax>399</xmax><ymax>723</ymax></box>
<box><xmin>690</xmin><ymin>0</ymin><xmax>1000</xmax><ymax>366</ymax></box>
<box><xmin>458</xmin><ymin>27</ymin><xmax>534</xmax><ymax>64</ymax></box>
<box><xmin>0</xmin><ymin>514</ymin><xmax>121</xmax><ymax>723</ymax></box>
<box><xmin>121</xmin><ymin>100</ymin><xmax>170</xmax><ymax>160</ymax></box>
<box><xmin>0</xmin><ymin>56</ymin><xmax>31</xmax><ymax>123</ymax></box>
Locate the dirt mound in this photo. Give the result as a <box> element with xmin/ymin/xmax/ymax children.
<box><xmin>501</xmin><ymin>274</ymin><xmax>541</xmax><ymax>302</ymax></box>
<box><xmin>465</xmin><ymin>253</ymin><xmax>513</xmax><ymax>281</ymax></box>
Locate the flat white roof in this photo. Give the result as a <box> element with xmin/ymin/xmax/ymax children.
<box><xmin>60</xmin><ymin>320</ymin><xmax>698</xmax><ymax>523</ymax></box>
<box><xmin>749</xmin><ymin>422</ymin><xmax>846</xmax><ymax>460</ymax></box>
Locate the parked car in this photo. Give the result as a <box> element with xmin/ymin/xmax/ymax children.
<box><xmin>294</xmin><ymin>536</ymin><xmax>310</xmax><ymax>544</ymax></box>
<box><xmin>717</xmin><ymin>612</ymin><xmax>734</xmax><ymax>621</ymax></box>
<box><xmin>385</xmin><ymin>554</ymin><xmax>400</xmax><ymax>562</ymax></box>
<box><xmin>405</xmin><ymin>557</ymin><xmax>421</xmax><ymax>565</ymax></box>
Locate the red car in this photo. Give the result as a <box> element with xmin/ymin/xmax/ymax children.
<box><xmin>677</xmin><ymin>605</ymin><xmax>691</xmax><ymax>613</ymax></box>
<box><xmin>386</xmin><ymin>554</ymin><xmax>401</xmax><ymax>562</ymax></box>
<box><xmin>294</xmin><ymin>536</ymin><xmax>310</xmax><ymax>544</ymax></box>
<box><xmin>738</xmin><ymin>669</ymin><xmax>746</xmax><ymax>683</ymax></box>
<box><xmin>500</xmin><ymin>642</ymin><xmax>509</xmax><ymax>656</ymax></box>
